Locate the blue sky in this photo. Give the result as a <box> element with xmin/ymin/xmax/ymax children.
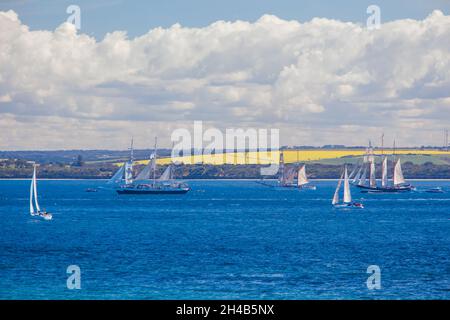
<box><xmin>2</xmin><ymin>0</ymin><xmax>450</xmax><ymax>39</ymax></box>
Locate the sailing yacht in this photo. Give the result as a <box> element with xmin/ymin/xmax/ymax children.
<box><xmin>277</xmin><ymin>152</ymin><xmax>315</xmax><ymax>189</ymax></box>
<box><xmin>332</xmin><ymin>166</ymin><xmax>364</xmax><ymax>209</ymax></box>
<box><xmin>116</xmin><ymin>137</ymin><xmax>190</xmax><ymax>195</ymax></box>
<box><xmin>297</xmin><ymin>165</ymin><xmax>316</xmax><ymax>190</ymax></box>
<box><xmin>29</xmin><ymin>165</ymin><xmax>53</xmax><ymax>220</ymax></box>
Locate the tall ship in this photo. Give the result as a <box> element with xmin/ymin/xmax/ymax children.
<box><xmin>350</xmin><ymin>143</ymin><xmax>414</xmax><ymax>193</ymax></box>
<box><xmin>109</xmin><ymin>138</ymin><xmax>190</xmax><ymax>195</ymax></box>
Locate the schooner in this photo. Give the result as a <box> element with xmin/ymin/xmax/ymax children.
<box><xmin>109</xmin><ymin>138</ymin><xmax>190</xmax><ymax>195</ymax></box>
<box><xmin>351</xmin><ymin>145</ymin><xmax>414</xmax><ymax>193</ymax></box>
<box><xmin>278</xmin><ymin>152</ymin><xmax>316</xmax><ymax>190</ymax></box>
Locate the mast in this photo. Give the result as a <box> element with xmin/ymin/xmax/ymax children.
<box><xmin>279</xmin><ymin>151</ymin><xmax>285</xmax><ymax>186</ymax></box>
<box><xmin>153</xmin><ymin>137</ymin><xmax>157</xmax><ymax>185</ymax></box>
<box><xmin>129</xmin><ymin>137</ymin><xmax>134</xmax><ymax>162</ymax></box>
<box><xmin>343</xmin><ymin>166</ymin><xmax>352</xmax><ymax>204</ymax></box>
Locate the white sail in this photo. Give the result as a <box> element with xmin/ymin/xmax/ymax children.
<box><xmin>284</xmin><ymin>167</ymin><xmax>296</xmax><ymax>185</ymax></box>
<box><xmin>369</xmin><ymin>159</ymin><xmax>376</xmax><ymax>188</ymax></box>
<box><xmin>358</xmin><ymin>165</ymin><xmax>367</xmax><ymax>186</ymax></box>
<box><xmin>124</xmin><ymin>161</ymin><xmax>133</xmax><ymax>185</ymax></box>
<box><xmin>135</xmin><ymin>155</ymin><xmax>155</xmax><ymax>181</ymax></box>
<box><xmin>159</xmin><ymin>165</ymin><xmax>173</xmax><ymax>181</ymax></box>
<box><xmin>332</xmin><ymin>171</ymin><xmax>344</xmax><ymax>205</ymax></box>
<box><xmin>30</xmin><ymin>167</ymin><xmax>35</xmax><ymax>214</ymax></box>
<box><xmin>381</xmin><ymin>157</ymin><xmax>388</xmax><ymax>187</ymax></box>
<box><xmin>297</xmin><ymin>165</ymin><xmax>309</xmax><ymax>186</ymax></box>
<box><xmin>107</xmin><ymin>164</ymin><xmax>125</xmax><ymax>184</ymax></box>
<box><xmin>124</xmin><ymin>138</ymin><xmax>134</xmax><ymax>185</ymax></box>
<box><xmin>343</xmin><ymin>166</ymin><xmax>352</xmax><ymax>203</ymax></box>
<box><xmin>393</xmin><ymin>158</ymin><xmax>405</xmax><ymax>186</ymax></box>
<box><xmin>32</xmin><ymin>166</ymin><xmax>41</xmax><ymax>212</ymax></box>
<box><xmin>348</xmin><ymin>162</ymin><xmax>359</xmax><ymax>180</ymax></box>
<box><xmin>353</xmin><ymin>165</ymin><xmax>363</xmax><ymax>183</ymax></box>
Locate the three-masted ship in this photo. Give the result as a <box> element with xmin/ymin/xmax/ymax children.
<box><xmin>350</xmin><ymin>144</ymin><xmax>414</xmax><ymax>193</ymax></box>
<box><xmin>109</xmin><ymin>138</ymin><xmax>190</xmax><ymax>195</ymax></box>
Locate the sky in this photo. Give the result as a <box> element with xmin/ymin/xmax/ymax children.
<box><xmin>0</xmin><ymin>0</ymin><xmax>450</xmax><ymax>150</ymax></box>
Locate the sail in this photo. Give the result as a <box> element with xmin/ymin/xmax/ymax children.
<box><xmin>284</xmin><ymin>167</ymin><xmax>296</xmax><ymax>185</ymax></box>
<box><xmin>381</xmin><ymin>157</ymin><xmax>388</xmax><ymax>187</ymax></box>
<box><xmin>353</xmin><ymin>165</ymin><xmax>363</xmax><ymax>183</ymax></box>
<box><xmin>297</xmin><ymin>165</ymin><xmax>309</xmax><ymax>186</ymax></box>
<box><xmin>369</xmin><ymin>160</ymin><xmax>376</xmax><ymax>188</ymax></box>
<box><xmin>108</xmin><ymin>164</ymin><xmax>125</xmax><ymax>184</ymax></box>
<box><xmin>30</xmin><ymin>167</ymin><xmax>35</xmax><ymax>214</ymax></box>
<box><xmin>393</xmin><ymin>159</ymin><xmax>405</xmax><ymax>186</ymax></box>
<box><xmin>332</xmin><ymin>171</ymin><xmax>344</xmax><ymax>205</ymax></box>
<box><xmin>159</xmin><ymin>165</ymin><xmax>173</xmax><ymax>181</ymax></box>
<box><xmin>124</xmin><ymin>161</ymin><xmax>133</xmax><ymax>185</ymax></box>
<box><xmin>33</xmin><ymin>166</ymin><xmax>41</xmax><ymax>212</ymax></box>
<box><xmin>348</xmin><ymin>162</ymin><xmax>359</xmax><ymax>180</ymax></box>
<box><xmin>358</xmin><ymin>165</ymin><xmax>367</xmax><ymax>186</ymax></box>
<box><xmin>343</xmin><ymin>166</ymin><xmax>352</xmax><ymax>203</ymax></box>
<box><xmin>135</xmin><ymin>155</ymin><xmax>155</xmax><ymax>181</ymax></box>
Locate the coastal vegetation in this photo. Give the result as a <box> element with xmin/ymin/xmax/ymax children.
<box><xmin>1</xmin><ymin>151</ymin><xmax>449</xmax><ymax>179</ymax></box>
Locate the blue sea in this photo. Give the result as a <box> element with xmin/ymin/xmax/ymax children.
<box><xmin>0</xmin><ymin>179</ymin><xmax>449</xmax><ymax>300</ymax></box>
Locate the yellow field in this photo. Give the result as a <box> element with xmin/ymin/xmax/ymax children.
<box><xmin>127</xmin><ymin>149</ymin><xmax>450</xmax><ymax>166</ymax></box>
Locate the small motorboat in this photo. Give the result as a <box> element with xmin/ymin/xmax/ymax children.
<box><xmin>85</xmin><ymin>188</ymin><xmax>99</xmax><ymax>192</ymax></box>
<box><xmin>425</xmin><ymin>187</ymin><xmax>444</xmax><ymax>193</ymax></box>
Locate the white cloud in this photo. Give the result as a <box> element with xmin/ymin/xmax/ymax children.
<box><xmin>0</xmin><ymin>10</ymin><xmax>450</xmax><ymax>149</ymax></box>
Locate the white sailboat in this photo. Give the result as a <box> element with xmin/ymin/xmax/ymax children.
<box><xmin>29</xmin><ymin>165</ymin><xmax>52</xmax><ymax>220</ymax></box>
<box><xmin>297</xmin><ymin>165</ymin><xmax>316</xmax><ymax>190</ymax></box>
<box><xmin>332</xmin><ymin>166</ymin><xmax>364</xmax><ymax>209</ymax></box>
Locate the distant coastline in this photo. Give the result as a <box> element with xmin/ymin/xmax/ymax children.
<box><xmin>1</xmin><ymin>148</ymin><xmax>449</xmax><ymax>180</ymax></box>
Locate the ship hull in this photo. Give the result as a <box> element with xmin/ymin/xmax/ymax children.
<box><xmin>117</xmin><ymin>188</ymin><xmax>190</xmax><ymax>195</ymax></box>
<box><xmin>355</xmin><ymin>184</ymin><xmax>413</xmax><ymax>193</ymax></box>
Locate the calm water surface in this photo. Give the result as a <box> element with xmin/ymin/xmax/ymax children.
<box><xmin>0</xmin><ymin>180</ymin><xmax>449</xmax><ymax>299</ymax></box>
